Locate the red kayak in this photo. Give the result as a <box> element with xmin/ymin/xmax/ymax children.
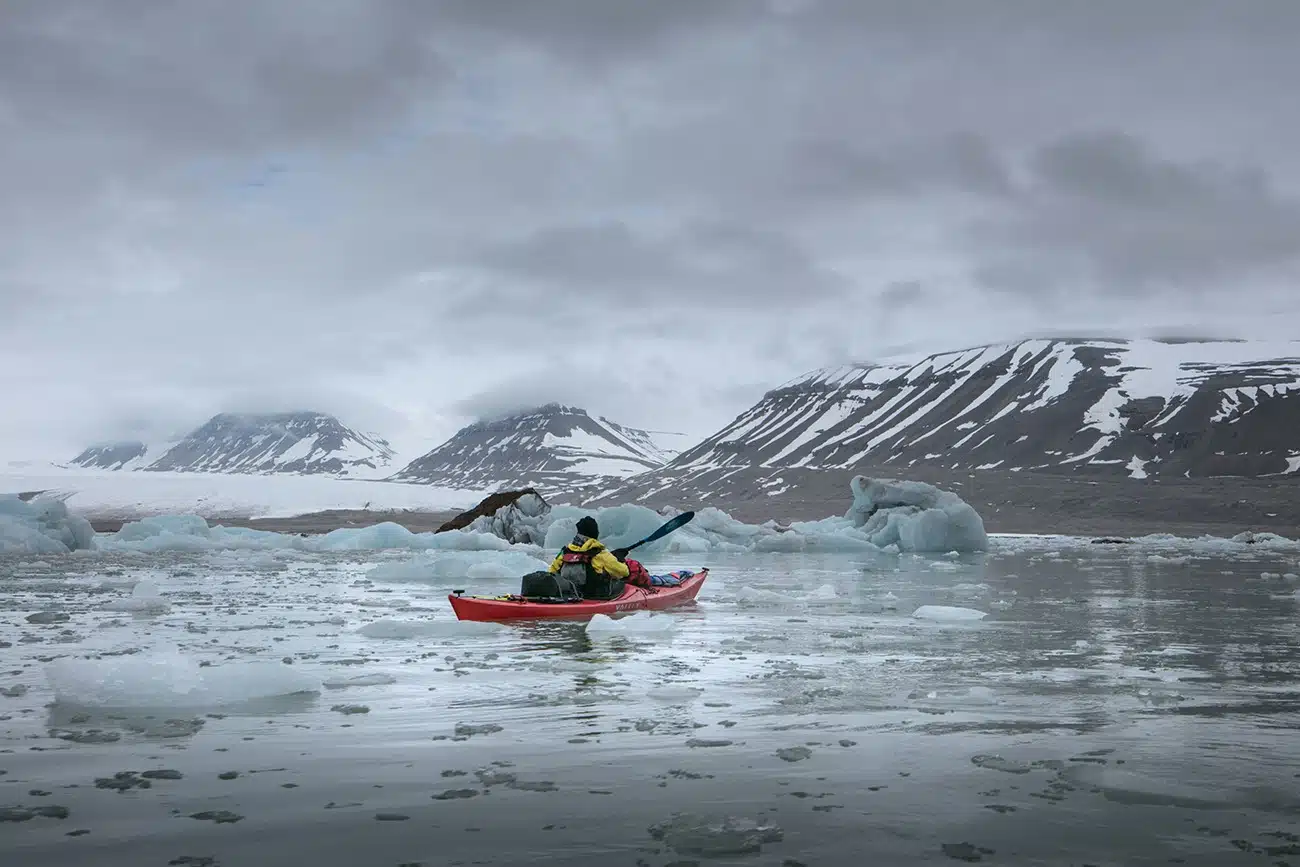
<box><xmin>448</xmin><ymin>569</ymin><xmax>709</xmax><ymax>622</ymax></box>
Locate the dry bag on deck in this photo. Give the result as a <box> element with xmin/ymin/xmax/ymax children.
<box><xmin>519</xmin><ymin>570</ymin><xmax>581</xmax><ymax>600</ymax></box>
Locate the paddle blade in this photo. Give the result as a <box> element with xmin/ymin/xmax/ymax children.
<box><xmin>628</xmin><ymin>510</ymin><xmax>696</xmax><ymax>551</ymax></box>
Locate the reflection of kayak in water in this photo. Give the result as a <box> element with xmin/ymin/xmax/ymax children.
<box><xmin>448</xmin><ymin>569</ymin><xmax>708</xmax><ymax>622</ymax></box>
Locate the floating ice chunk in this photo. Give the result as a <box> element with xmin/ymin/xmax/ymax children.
<box><xmin>911</xmin><ymin>605</ymin><xmax>988</xmax><ymax>621</ymax></box>
<box><xmin>355</xmin><ymin>618</ymin><xmax>504</xmax><ymax>639</ymax></box>
<box><xmin>803</xmin><ymin>583</ymin><xmax>838</xmax><ymax>601</ymax></box>
<box><xmin>752</xmin><ymin>519</ymin><xmax>880</xmax><ymax>553</ymax></box>
<box><xmin>526</xmin><ymin>658</ymin><xmax>602</xmax><ymax>674</ymax></box>
<box><xmin>366</xmin><ymin>550</ymin><xmax>547</xmax><ymax>583</ymax></box>
<box><xmin>0</xmin><ymin>494</ymin><xmax>96</xmax><ymax>554</ymax></box>
<box><xmin>734</xmin><ymin>586</ymin><xmax>796</xmax><ymax>607</ymax></box>
<box><xmin>908</xmin><ymin>685</ymin><xmax>999</xmax><ymax>707</ymax></box>
<box><xmin>1230</xmin><ymin>531</ymin><xmax>1299</xmax><ymax>548</ymax></box>
<box><xmin>96</xmin><ymin>515</ymin><xmax>301</xmax><ymax>554</ymax></box>
<box><xmin>971</xmin><ymin>754</ymin><xmax>1035</xmax><ymax>774</ymax></box>
<box><xmin>874</xmin><ymin>591</ymin><xmax>900</xmax><ymax>610</ymax></box>
<box><xmin>366</xmin><ymin>557</ymin><xmax>433</xmax><ymax>582</ymax></box>
<box><xmin>226</xmin><ymin>551</ymin><xmax>289</xmax><ymax>571</ymax></box>
<box><xmin>322</xmin><ymin>673</ymin><xmax>398</xmax><ymax>689</ymax></box>
<box><xmin>44</xmin><ymin>654</ymin><xmax>320</xmax><ymax>708</ymax></box>
<box><xmin>102</xmin><ymin>579</ymin><xmax>172</xmax><ymax>614</ymax></box>
<box><xmin>114</xmin><ymin>514</ymin><xmax>209</xmax><ymax>541</ymax></box>
<box><xmin>648</xmin><ymin>813</ymin><xmax>784</xmax><ymax>857</ymax></box>
<box><xmin>646</xmin><ymin>686</ymin><xmax>703</xmax><ymax>701</ymax></box>
<box><xmin>586</xmin><ymin>611</ymin><xmax>677</xmax><ymax>635</ymax></box>
<box><xmin>846</xmin><ymin>476</ymin><xmax>988</xmax><ymax>553</ymax></box>
<box><xmin>315</xmin><ymin>522</ymin><xmax>422</xmax><ymax>551</ymax></box>
<box><xmin>1062</xmin><ymin>765</ymin><xmax>1252</xmax><ymax>810</ymax></box>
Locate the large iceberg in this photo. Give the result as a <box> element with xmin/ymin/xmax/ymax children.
<box><xmin>0</xmin><ymin>494</ymin><xmax>96</xmax><ymax>554</ymax></box>
<box><xmin>442</xmin><ymin>489</ymin><xmax>552</xmax><ymax>545</ymax></box>
<box><xmin>845</xmin><ymin>476</ymin><xmax>988</xmax><ymax>553</ymax></box>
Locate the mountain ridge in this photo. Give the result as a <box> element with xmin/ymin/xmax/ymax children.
<box><xmin>593</xmin><ymin>337</ymin><xmax>1300</xmax><ymax>505</ymax></box>
<box><xmin>388</xmin><ymin>402</ymin><xmax>678</xmax><ymax>492</ymax></box>
<box><xmin>69</xmin><ymin>411</ymin><xmax>396</xmax><ymax>478</ymax></box>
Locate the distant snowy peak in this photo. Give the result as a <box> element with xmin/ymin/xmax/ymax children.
<box><xmin>657</xmin><ymin>337</ymin><xmax>1300</xmax><ymax>481</ymax></box>
<box><xmin>132</xmin><ymin>412</ymin><xmax>395</xmax><ymax>477</ymax></box>
<box><xmin>70</xmin><ymin>440</ymin><xmax>151</xmax><ymax>471</ymax></box>
<box><xmin>389</xmin><ymin>403</ymin><xmax>675</xmax><ymax>491</ymax></box>
<box><xmin>68</xmin><ymin>432</ymin><xmax>187</xmax><ymax>472</ymax></box>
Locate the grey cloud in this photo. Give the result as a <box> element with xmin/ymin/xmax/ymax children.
<box><xmin>878</xmin><ymin>281</ymin><xmax>927</xmax><ymax>308</ymax></box>
<box><xmin>0</xmin><ymin>1</ymin><xmax>447</xmax><ymax>153</ymax></box>
<box><xmin>5</xmin><ymin>2</ymin><xmax>1300</xmax><ymax>461</ymax></box>
<box><xmin>969</xmin><ymin>132</ymin><xmax>1300</xmax><ymax>294</ymax></box>
<box><xmin>425</xmin><ymin>0</ymin><xmax>758</xmax><ymax>63</ymax></box>
<box><xmin>451</xmin><ymin>370</ymin><xmax>619</xmax><ymax>423</ymax></box>
<box><xmin>778</xmin><ymin>134</ymin><xmax>1012</xmax><ymax>204</ymax></box>
<box><xmin>470</xmin><ymin>222</ymin><xmax>677</xmax><ymax>288</ymax></box>
<box><xmin>781</xmin><ymin>0</ymin><xmax>1300</xmax><ymax>43</ymax></box>
<box><xmin>466</xmin><ymin>220</ymin><xmax>848</xmax><ymax>308</ymax></box>
<box><xmin>449</xmin><ymin>360</ymin><xmax>699</xmax><ymax>434</ymax></box>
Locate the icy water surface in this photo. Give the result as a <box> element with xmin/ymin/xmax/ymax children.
<box><xmin>3</xmin><ymin>538</ymin><xmax>1300</xmax><ymax>866</ymax></box>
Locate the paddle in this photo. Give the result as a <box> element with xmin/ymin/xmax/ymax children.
<box><xmin>614</xmin><ymin>510</ymin><xmax>696</xmax><ymax>559</ymax></box>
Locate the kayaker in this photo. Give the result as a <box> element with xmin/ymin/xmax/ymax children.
<box><xmin>548</xmin><ymin>515</ymin><xmax>686</xmax><ymax>599</ymax></box>
<box><xmin>547</xmin><ymin>516</ymin><xmax>631</xmax><ymax>600</ymax></box>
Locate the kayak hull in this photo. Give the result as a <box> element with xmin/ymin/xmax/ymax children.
<box><xmin>448</xmin><ymin>569</ymin><xmax>708</xmax><ymax>622</ymax></box>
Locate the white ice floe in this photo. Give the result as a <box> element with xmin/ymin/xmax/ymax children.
<box><xmin>44</xmin><ymin>653</ymin><xmax>320</xmax><ymax>707</ymax></box>
<box><xmin>365</xmin><ymin>550</ymin><xmax>549</xmax><ymax>583</ymax></box>
<box><xmin>646</xmin><ymin>686</ymin><xmax>704</xmax><ymax>701</ymax></box>
<box><xmin>911</xmin><ymin>605</ymin><xmax>989</xmax><ymax>621</ymax></box>
<box><xmin>102</xmin><ymin>579</ymin><xmax>172</xmax><ymax>614</ymax></box>
<box><xmin>322</xmin><ymin>673</ymin><xmax>399</xmax><ymax>689</ymax></box>
<box><xmin>907</xmin><ymin>684</ymin><xmax>1000</xmax><ymax>707</ymax></box>
<box><xmin>586</xmin><ymin>611</ymin><xmax>678</xmax><ymax>635</ymax></box>
<box><xmin>355</xmin><ymin>618</ymin><xmax>504</xmax><ymax>639</ymax></box>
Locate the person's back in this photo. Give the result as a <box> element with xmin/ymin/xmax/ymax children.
<box><xmin>548</xmin><ymin>516</ymin><xmax>630</xmax><ymax>600</ymax></box>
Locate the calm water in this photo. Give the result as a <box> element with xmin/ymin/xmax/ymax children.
<box><xmin>2</xmin><ymin>536</ymin><xmax>1299</xmax><ymax>867</ymax></box>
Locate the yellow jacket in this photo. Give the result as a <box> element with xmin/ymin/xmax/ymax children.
<box><xmin>548</xmin><ymin>537</ymin><xmax>630</xmax><ymax>579</ymax></box>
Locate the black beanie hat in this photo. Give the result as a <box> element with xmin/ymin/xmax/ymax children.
<box><xmin>576</xmin><ymin>516</ymin><xmax>599</xmax><ymax>538</ymax></box>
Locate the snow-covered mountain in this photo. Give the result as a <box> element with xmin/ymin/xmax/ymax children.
<box><xmin>69</xmin><ymin>430</ymin><xmax>189</xmax><ymax>472</ymax></box>
<box><xmin>72</xmin><ymin>412</ymin><xmax>396</xmax><ymax>478</ymax></box>
<box><xmin>602</xmin><ymin>338</ymin><xmax>1300</xmax><ymax>502</ymax></box>
<box><xmin>70</xmin><ymin>440</ymin><xmax>154</xmax><ymax>471</ymax></box>
<box><xmin>388</xmin><ymin>403</ymin><xmax>677</xmax><ymax>492</ymax></box>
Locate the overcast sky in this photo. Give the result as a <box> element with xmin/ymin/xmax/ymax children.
<box><xmin>4</xmin><ymin>0</ymin><xmax>1300</xmax><ymax>463</ymax></box>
